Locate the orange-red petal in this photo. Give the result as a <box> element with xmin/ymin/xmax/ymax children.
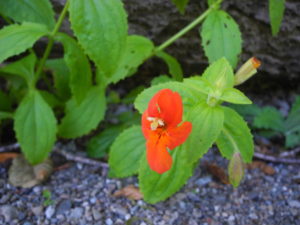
<box><xmin>146</xmin><ymin>133</ymin><xmax>172</xmax><ymax>174</ymax></box>
<box><xmin>141</xmin><ymin>110</ymin><xmax>151</xmax><ymax>139</ymax></box>
<box><xmin>166</xmin><ymin>121</ymin><xmax>192</xmax><ymax>150</ymax></box>
<box><xmin>147</xmin><ymin>89</ymin><xmax>183</xmax><ymax>128</ymax></box>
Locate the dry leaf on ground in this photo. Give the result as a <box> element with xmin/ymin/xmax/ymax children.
<box><xmin>206</xmin><ymin>163</ymin><xmax>229</xmax><ymax>185</ymax></box>
<box><xmin>113</xmin><ymin>185</ymin><xmax>143</xmax><ymax>200</ymax></box>
<box><xmin>247</xmin><ymin>160</ymin><xmax>276</xmax><ymax>175</ymax></box>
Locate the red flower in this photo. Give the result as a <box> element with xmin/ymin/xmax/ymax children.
<box><xmin>142</xmin><ymin>89</ymin><xmax>192</xmax><ymax>174</ymax></box>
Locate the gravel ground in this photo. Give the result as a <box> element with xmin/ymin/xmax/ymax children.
<box><xmin>0</xmin><ymin>143</ymin><xmax>300</xmax><ymax>225</ymax></box>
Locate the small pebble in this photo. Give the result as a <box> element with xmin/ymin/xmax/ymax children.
<box><xmin>45</xmin><ymin>206</ymin><xmax>55</xmax><ymax>219</ymax></box>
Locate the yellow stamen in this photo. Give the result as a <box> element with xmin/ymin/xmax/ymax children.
<box><xmin>147</xmin><ymin>117</ymin><xmax>164</xmax><ymax>130</ymax></box>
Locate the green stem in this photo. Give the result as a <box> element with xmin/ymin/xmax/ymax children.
<box><xmin>155</xmin><ymin>0</ymin><xmax>222</xmax><ymax>52</ymax></box>
<box><xmin>35</xmin><ymin>0</ymin><xmax>70</xmax><ymax>78</ymax></box>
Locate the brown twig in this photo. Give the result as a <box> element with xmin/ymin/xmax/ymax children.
<box><xmin>53</xmin><ymin>148</ymin><xmax>108</xmax><ymax>168</ymax></box>
<box><xmin>254</xmin><ymin>152</ymin><xmax>300</xmax><ymax>164</ymax></box>
<box><xmin>0</xmin><ymin>143</ymin><xmax>108</xmax><ymax>168</ymax></box>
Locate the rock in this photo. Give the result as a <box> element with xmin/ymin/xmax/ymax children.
<box><xmin>56</xmin><ymin>199</ymin><xmax>72</xmax><ymax>215</ymax></box>
<box><xmin>70</xmin><ymin>207</ymin><xmax>83</xmax><ymax>219</ymax></box>
<box><xmin>32</xmin><ymin>206</ymin><xmax>43</xmax><ymax>217</ymax></box>
<box><xmin>0</xmin><ymin>205</ymin><xmax>19</xmax><ymax>222</ymax></box>
<box><xmin>105</xmin><ymin>218</ymin><xmax>113</xmax><ymax>225</ymax></box>
<box><xmin>45</xmin><ymin>205</ymin><xmax>55</xmax><ymax>219</ymax></box>
<box><xmin>92</xmin><ymin>208</ymin><xmax>101</xmax><ymax>221</ymax></box>
<box><xmin>47</xmin><ymin>0</ymin><xmax>300</xmax><ymax>92</ymax></box>
<box><xmin>196</xmin><ymin>176</ymin><xmax>212</xmax><ymax>186</ymax></box>
<box><xmin>288</xmin><ymin>200</ymin><xmax>300</xmax><ymax>208</ymax></box>
<box><xmin>22</xmin><ymin>222</ymin><xmax>33</xmax><ymax>225</ymax></box>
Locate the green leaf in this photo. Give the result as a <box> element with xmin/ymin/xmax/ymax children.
<box><xmin>14</xmin><ymin>90</ymin><xmax>57</xmax><ymax>165</ymax></box>
<box><xmin>171</xmin><ymin>0</ymin><xmax>189</xmax><ymax>14</ymax></box>
<box><xmin>0</xmin><ymin>0</ymin><xmax>55</xmax><ymax>30</ymax></box>
<box><xmin>58</xmin><ymin>85</ymin><xmax>106</xmax><ymax>138</ymax></box>
<box><xmin>39</xmin><ymin>90</ymin><xmax>63</xmax><ymax>108</ymax></box>
<box><xmin>150</xmin><ymin>75</ymin><xmax>173</xmax><ymax>86</ymax></box>
<box><xmin>121</xmin><ymin>85</ymin><xmax>145</xmax><ymax>104</ymax></box>
<box><xmin>202</xmin><ymin>58</ymin><xmax>235</xmax><ymax>90</ymax></box>
<box><xmin>285</xmin><ymin>132</ymin><xmax>300</xmax><ymax>148</ymax></box>
<box><xmin>55</xmin><ymin>33</ymin><xmax>92</xmax><ymax>103</ymax></box>
<box><xmin>109</xmin><ymin>126</ymin><xmax>145</xmax><ymax>178</ymax></box>
<box><xmin>155</xmin><ymin>51</ymin><xmax>183</xmax><ymax>81</ymax></box>
<box><xmin>0</xmin><ymin>54</ymin><xmax>37</xmax><ymax>88</ymax></box>
<box><xmin>69</xmin><ymin>0</ymin><xmax>128</xmax><ymax>77</ymax></box>
<box><xmin>0</xmin><ymin>91</ymin><xmax>12</xmax><ymax>111</ymax></box>
<box><xmin>0</xmin><ymin>111</ymin><xmax>13</xmax><ymax>120</ymax></box>
<box><xmin>269</xmin><ymin>0</ymin><xmax>285</xmax><ymax>36</ymax></box>
<box><xmin>216</xmin><ymin>107</ymin><xmax>254</xmax><ymax>163</ymax></box>
<box><xmin>183</xmin><ymin>102</ymin><xmax>224</xmax><ymax>162</ymax></box>
<box><xmin>45</xmin><ymin>59</ymin><xmax>71</xmax><ymax>100</ymax></box>
<box><xmin>139</xmin><ymin>147</ymin><xmax>194</xmax><ymax>204</ymax></box>
<box><xmin>285</xmin><ymin>96</ymin><xmax>300</xmax><ymax>134</ymax></box>
<box><xmin>100</xmin><ymin>35</ymin><xmax>154</xmax><ymax>85</ymax></box>
<box><xmin>253</xmin><ymin>107</ymin><xmax>284</xmax><ymax>132</ymax></box>
<box><xmin>284</xmin><ymin>96</ymin><xmax>300</xmax><ymax>147</ymax></box>
<box><xmin>220</xmin><ymin>88</ymin><xmax>252</xmax><ymax>104</ymax></box>
<box><xmin>134</xmin><ymin>81</ymin><xmax>205</xmax><ymax>115</ymax></box>
<box><xmin>183</xmin><ymin>76</ymin><xmax>212</xmax><ymax>95</ymax></box>
<box><xmin>0</xmin><ymin>22</ymin><xmax>49</xmax><ymax>63</ymax></box>
<box><xmin>87</xmin><ymin>125</ymin><xmax>124</xmax><ymax>159</ymax></box>
<box><xmin>290</xmin><ymin>95</ymin><xmax>300</xmax><ymax>114</ymax></box>
<box><xmin>201</xmin><ymin>10</ymin><xmax>242</xmax><ymax>68</ymax></box>
<box><xmin>228</xmin><ymin>104</ymin><xmax>261</xmax><ymax>122</ymax></box>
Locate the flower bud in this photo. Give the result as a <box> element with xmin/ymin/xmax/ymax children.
<box><xmin>228</xmin><ymin>152</ymin><xmax>244</xmax><ymax>188</ymax></box>
<box><xmin>234</xmin><ymin>57</ymin><xmax>261</xmax><ymax>86</ymax></box>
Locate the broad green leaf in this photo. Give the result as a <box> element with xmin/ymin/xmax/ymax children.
<box><xmin>100</xmin><ymin>35</ymin><xmax>154</xmax><ymax>85</ymax></box>
<box><xmin>121</xmin><ymin>85</ymin><xmax>145</xmax><ymax>104</ymax></box>
<box><xmin>0</xmin><ymin>22</ymin><xmax>49</xmax><ymax>63</ymax></box>
<box><xmin>45</xmin><ymin>59</ymin><xmax>71</xmax><ymax>100</ymax></box>
<box><xmin>0</xmin><ymin>54</ymin><xmax>37</xmax><ymax>88</ymax></box>
<box><xmin>109</xmin><ymin>126</ymin><xmax>145</xmax><ymax>178</ymax></box>
<box><xmin>285</xmin><ymin>95</ymin><xmax>300</xmax><ymax>134</ymax></box>
<box><xmin>150</xmin><ymin>75</ymin><xmax>173</xmax><ymax>86</ymax></box>
<box><xmin>69</xmin><ymin>0</ymin><xmax>128</xmax><ymax>77</ymax></box>
<box><xmin>216</xmin><ymin>107</ymin><xmax>253</xmax><ymax>163</ymax></box>
<box><xmin>183</xmin><ymin>102</ymin><xmax>224</xmax><ymax>162</ymax></box>
<box><xmin>0</xmin><ymin>111</ymin><xmax>13</xmax><ymax>120</ymax></box>
<box><xmin>171</xmin><ymin>0</ymin><xmax>189</xmax><ymax>14</ymax></box>
<box><xmin>183</xmin><ymin>76</ymin><xmax>212</xmax><ymax>95</ymax></box>
<box><xmin>87</xmin><ymin>125</ymin><xmax>124</xmax><ymax>159</ymax></box>
<box><xmin>39</xmin><ymin>90</ymin><xmax>63</xmax><ymax>108</ymax></box>
<box><xmin>284</xmin><ymin>96</ymin><xmax>300</xmax><ymax>147</ymax></box>
<box><xmin>220</xmin><ymin>88</ymin><xmax>252</xmax><ymax>104</ymax></box>
<box><xmin>285</xmin><ymin>132</ymin><xmax>300</xmax><ymax>148</ymax></box>
<box><xmin>0</xmin><ymin>0</ymin><xmax>55</xmax><ymax>30</ymax></box>
<box><xmin>55</xmin><ymin>33</ymin><xmax>92</xmax><ymax>103</ymax></box>
<box><xmin>202</xmin><ymin>58</ymin><xmax>235</xmax><ymax>90</ymax></box>
<box><xmin>269</xmin><ymin>0</ymin><xmax>285</xmax><ymax>36</ymax></box>
<box><xmin>253</xmin><ymin>107</ymin><xmax>284</xmax><ymax>132</ymax></box>
<box><xmin>117</xmin><ymin>111</ymin><xmax>141</xmax><ymax>127</ymax></box>
<box><xmin>58</xmin><ymin>85</ymin><xmax>106</xmax><ymax>138</ymax></box>
<box><xmin>290</xmin><ymin>95</ymin><xmax>300</xmax><ymax>114</ymax></box>
<box><xmin>229</xmin><ymin>104</ymin><xmax>261</xmax><ymax>121</ymax></box>
<box><xmin>155</xmin><ymin>51</ymin><xmax>183</xmax><ymax>81</ymax></box>
<box><xmin>201</xmin><ymin>10</ymin><xmax>242</xmax><ymax>68</ymax></box>
<box><xmin>139</xmin><ymin>147</ymin><xmax>194</xmax><ymax>204</ymax></box>
<box><xmin>0</xmin><ymin>90</ymin><xmax>12</xmax><ymax>111</ymax></box>
<box><xmin>14</xmin><ymin>90</ymin><xmax>57</xmax><ymax>165</ymax></box>
<box><xmin>134</xmin><ymin>81</ymin><xmax>205</xmax><ymax>115</ymax></box>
